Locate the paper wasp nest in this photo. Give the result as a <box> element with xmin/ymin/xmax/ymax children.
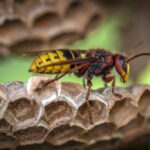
<box><xmin>0</xmin><ymin>76</ymin><xmax>149</xmax><ymax>150</ymax></box>
<box><xmin>0</xmin><ymin>0</ymin><xmax>105</xmax><ymax>56</ymax></box>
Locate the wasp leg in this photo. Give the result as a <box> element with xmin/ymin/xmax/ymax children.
<box><xmin>104</xmin><ymin>83</ymin><xmax>108</xmax><ymax>88</ymax></box>
<box><xmin>102</xmin><ymin>75</ymin><xmax>122</xmax><ymax>98</ymax></box>
<box><xmin>55</xmin><ymin>73</ymin><xmax>60</xmax><ymax>78</ymax></box>
<box><xmin>102</xmin><ymin>72</ymin><xmax>111</xmax><ymax>88</ymax></box>
<box><xmin>86</xmin><ymin>78</ymin><xmax>93</xmax><ymax>125</ymax></box>
<box><xmin>82</xmin><ymin>77</ymin><xmax>86</xmax><ymax>88</ymax></box>
<box><xmin>36</xmin><ymin>63</ymin><xmax>89</xmax><ymax>91</ymax></box>
<box><xmin>111</xmin><ymin>77</ymin><xmax>122</xmax><ymax>98</ymax></box>
<box><xmin>36</xmin><ymin>72</ymin><xmax>68</xmax><ymax>92</ymax></box>
<box><xmin>86</xmin><ymin>79</ymin><xmax>92</xmax><ymax>105</ymax></box>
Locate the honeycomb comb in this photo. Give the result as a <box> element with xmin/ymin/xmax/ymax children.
<box><xmin>0</xmin><ymin>76</ymin><xmax>149</xmax><ymax>150</ymax></box>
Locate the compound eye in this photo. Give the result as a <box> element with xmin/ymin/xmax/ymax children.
<box><xmin>120</xmin><ymin>59</ymin><xmax>127</xmax><ymax>73</ymax></box>
<box><xmin>123</xmin><ymin>63</ymin><xmax>127</xmax><ymax>73</ymax></box>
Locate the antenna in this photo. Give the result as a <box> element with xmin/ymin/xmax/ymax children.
<box><xmin>127</xmin><ymin>53</ymin><xmax>150</xmax><ymax>62</ymax></box>
<box><xmin>127</xmin><ymin>41</ymin><xmax>144</xmax><ymax>60</ymax></box>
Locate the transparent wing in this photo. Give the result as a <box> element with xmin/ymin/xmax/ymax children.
<box><xmin>36</xmin><ymin>57</ymin><xmax>98</xmax><ymax>68</ymax></box>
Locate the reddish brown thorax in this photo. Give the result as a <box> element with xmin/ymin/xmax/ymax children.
<box><xmin>99</xmin><ymin>55</ymin><xmax>114</xmax><ymax>71</ymax></box>
<box><xmin>106</xmin><ymin>55</ymin><xmax>114</xmax><ymax>65</ymax></box>
<box><xmin>114</xmin><ymin>55</ymin><xmax>124</xmax><ymax>75</ymax></box>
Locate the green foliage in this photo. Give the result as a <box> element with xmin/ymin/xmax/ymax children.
<box><xmin>0</xmin><ymin>56</ymin><xmax>31</xmax><ymax>83</ymax></box>
<box><xmin>138</xmin><ymin>62</ymin><xmax>150</xmax><ymax>84</ymax></box>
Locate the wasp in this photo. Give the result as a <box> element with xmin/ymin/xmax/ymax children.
<box><xmin>28</xmin><ymin>42</ymin><xmax>150</xmax><ymax>124</ymax></box>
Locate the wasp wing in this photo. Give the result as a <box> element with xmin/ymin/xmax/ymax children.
<box><xmin>28</xmin><ymin>56</ymin><xmax>98</xmax><ymax>74</ymax></box>
<box><xmin>36</xmin><ymin>57</ymin><xmax>98</xmax><ymax>68</ymax></box>
<box><xmin>20</xmin><ymin>49</ymin><xmax>88</xmax><ymax>56</ymax></box>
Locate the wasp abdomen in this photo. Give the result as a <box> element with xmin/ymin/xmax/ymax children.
<box><xmin>29</xmin><ymin>49</ymin><xmax>81</xmax><ymax>74</ymax></box>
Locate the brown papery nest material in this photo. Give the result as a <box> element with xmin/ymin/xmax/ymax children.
<box><xmin>0</xmin><ymin>76</ymin><xmax>150</xmax><ymax>150</ymax></box>
<box><xmin>0</xmin><ymin>0</ymin><xmax>104</xmax><ymax>56</ymax></box>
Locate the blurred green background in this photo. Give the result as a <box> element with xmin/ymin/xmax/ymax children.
<box><xmin>0</xmin><ymin>8</ymin><xmax>150</xmax><ymax>89</ymax></box>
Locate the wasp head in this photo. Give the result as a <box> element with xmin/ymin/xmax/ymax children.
<box><xmin>114</xmin><ymin>55</ymin><xmax>130</xmax><ymax>83</ymax></box>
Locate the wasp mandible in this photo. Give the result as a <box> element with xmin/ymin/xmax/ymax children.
<box><xmin>28</xmin><ymin>42</ymin><xmax>150</xmax><ymax>123</ymax></box>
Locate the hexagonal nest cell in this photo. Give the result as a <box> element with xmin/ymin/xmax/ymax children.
<box><xmin>0</xmin><ymin>119</ymin><xmax>12</xmax><ymax>134</ymax></box>
<box><xmin>74</xmin><ymin>100</ymin><xmax>108</xmax><ymax>129</ymax></box>
<box><xmin>0</xmin><ymin>77</ymin><xmax>149</xmax><ymax>150</ymax></box>
<box><xmin>80</xmin><ymin>123</ymin><xmax>116</xmax><ymax>144</ymax></box>
<box><xmin>33</xmin><ymin>12</ymin><xmax>60</xmax><ymax>31</ymax></box>
<box><xmin>7</xmin><ymin>98</ymin><xmax>38</xmax><ymax>122</ymax></box>
<box><xmin>4</xmin><ymin>96</ymin><xmax>41</xmax><ymax>131</ymax></box>
<box><xmin>46</xmin><ymin>124</ymin><xmax>84</xmax><ymax>145</ymax></box>
<box><xmin>65</xmin><ymin>0</ymin><xmax>85</xmax><ymax>18</ymax></box>
<box><xmin>116</xmin><ymin>115</ymin><xmax>145</xmax><ymax>142</ymax></box>
<box><xmin>13</xmin><ymin>126</ymin><xmax>48</xmax><ymax>145</ymax></box>
<box><xmin>109</xmin><ymin>98</ymin><xmax>138</xmax><ymax>127</ymax></box>
<box><xmin>138</xmin><ymin>90</ymin><xmax>150</xmax><ymax>118</ymax></box>
<box><xmin>0</xmin><ymin>133</ymin><xmax>19</xmax><ymax>149</ymax></box>
<box><xmin>0</xmin><ymin>19</ymin><xmax>28</xmax><ymax>45</ymax></box>
<box><xmin>42</xmin><ymin>99</ymin><xmax>74</xmax><ymax>129</ymax></box>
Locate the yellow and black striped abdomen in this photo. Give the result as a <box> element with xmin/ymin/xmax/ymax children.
<box><xmin>29</xmin><ymin>49</ymin><xmax>81</xmax><ymax>74</ymax></box>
